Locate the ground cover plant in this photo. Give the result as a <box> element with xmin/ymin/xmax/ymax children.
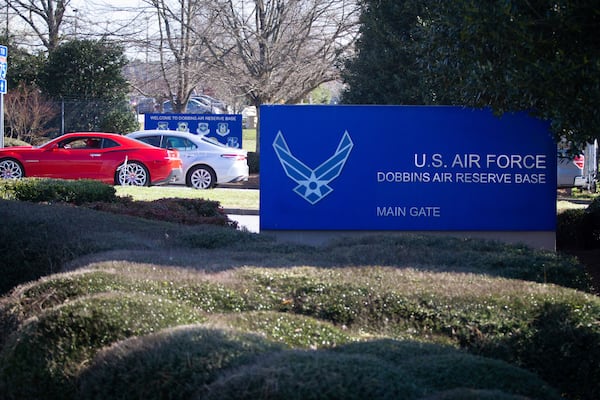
<box><xmin>1</xmin><ymin>181</ymin><xmax>599</xmax><ymax>400</ymax></box>
<box><xmin>2</xmin><ymin>263</ymin><xmax>585</xmax><ymax>400</ymax></box>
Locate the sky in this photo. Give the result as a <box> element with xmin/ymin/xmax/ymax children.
<box><xmin>70</xmin><ymin>0</ymin><xmax>150</xmax><ymax>23</ymax></box>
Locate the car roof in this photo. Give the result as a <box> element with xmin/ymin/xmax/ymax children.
<box><xmin>129</xmin><ymin>129</ymin><xmax>218</xmax><ymax>142</ymax></box>
<box><xmin>63</xmin><ymin>132</ymin><xmax>124</xmax><ymax>138</ymax></box>
<box><xmin>128</xmin><ymin>130</ymin><xmax>241</xmax><ymax>150</ymax></box>
<box><xmin>59</xmin><ymin>132</ymin><xmax>159</xmax><ymax>148</ymax></box>
<box><xmin>129</xmin><ymin>130</ymin><xmax>199</xmax><ymax>138</ymax></box>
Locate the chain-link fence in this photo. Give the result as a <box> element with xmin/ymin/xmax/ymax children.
<box><xmin>4</xmin><ymin>97</ymin><xmax>140</xmax><ymax>144</ymax></box>
<box><xmin>52</xmin><ymin>98</ymin><xmax>139</xmax><ymax>135</ymax></box>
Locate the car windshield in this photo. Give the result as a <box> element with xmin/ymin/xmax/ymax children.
<box><xmin>199</xmin><ymin>136</ymin><xmax>228</xmax><ymax>148</ymax></box>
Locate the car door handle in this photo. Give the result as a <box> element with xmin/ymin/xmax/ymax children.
<box><xmin>90</xmin><ymin>153</ymin><xmax>101</xmax><ymax>157</ymax></box>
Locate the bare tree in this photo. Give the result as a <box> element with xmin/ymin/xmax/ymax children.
<box><xmin>204</xmin><ymin>0</ymin><xmax>360</xmax><ymax>153</ymax></box>
<box><xmin>141</xmin><ymin>0</ymin><xmax>213</xmax><ymax>113</ymax></box>
<box><xmin>6</xmin><ymin>0</ymin><xmax>70</xmax><ymax>51</ymax></box>
<box><xmin>4</xmin><ymin>82</ymin><xmax>58</xmax><ymax>143</ymax></box>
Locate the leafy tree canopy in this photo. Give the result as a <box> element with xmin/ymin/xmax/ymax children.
<box><xmin>340</xmin><ymin>1</ymin><xmax>432</xmax><ymax>105</ymax></box>
<box><xmin>40</xmin><ymin>39</ymin><xmax>129</xmax><ymax>103</ymax></box>
<box><xmin>39</xmin><ymin>39</ymin><xmax>138</xmax><ymax>133</ymax></box>
<box><xmin>342</xmin><ymin>0</ymin><xmax>600</xmax><ymax>148</ymax></box>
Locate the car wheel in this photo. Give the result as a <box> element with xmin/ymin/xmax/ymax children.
<box><xmin>187</xmin><ymin>165</ymin><xmax>216</xmax><ymax>189</ymax></box>
<box><xmin>0</xmin><ymin>158</ymin><xmax>24</xmax><ymax>179</ymax></box>
<box><xmin>116</xmin><ymin>161</ymin><xmax>150</xmax><ymax>186</ymax></box>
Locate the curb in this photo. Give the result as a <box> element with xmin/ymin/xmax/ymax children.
<box><xmin>223</xmin><ymin>208</ymin><xmax>260</xmax><ymax>216</ymax></box>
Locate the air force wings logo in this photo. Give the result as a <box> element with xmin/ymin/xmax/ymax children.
<box><xmin>273</xmin><ymin>130</ymin><xmax>354</xmax><ymax>204</ymax></box>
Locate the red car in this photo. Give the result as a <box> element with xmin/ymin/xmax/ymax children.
<box><xmin>0</xmin><ymin>132</ymin><xmax>183</xmax><ymax>186</ymax></box>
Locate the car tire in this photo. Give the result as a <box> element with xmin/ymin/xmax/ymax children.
<box><xmin>187</xmin><ymin>165</ymin><xmax>216</xmax><ymax>189</ymax></box>
<box><xmin>0</xmin><ymin>158</ymin><xmax>24</xmax><ymax>179</ymax></box>
<box><xmin>115</xmin><ymin>161</ymin><xmax>150</xmax><ymax>186</ymax></box>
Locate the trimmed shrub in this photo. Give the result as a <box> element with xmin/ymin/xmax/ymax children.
<box><xmin>557</xmin><ymin>208</ymin><xmax>587</xmax><ymax>249</ymax></box>
<box><xmin>323</xmin><ymin>235</ymin><xmax>594</xmax><ymax>292</ymax></box>
<box><xmin>200</xmin><ymin>350</ymin><xmax>423</xmax><ymax>400</ymax></box>
<box><xmin>213</xmin><ymin>311</ymin><xmax>355</xmax><ymax>348</ymax></box>
<box><xmin>404</xmin><ymin>353</ymin><xmax>560</xmax><ymax>399</ymax></box>
<box><xmin>0</xmin><ymin>201</ymin><xmax>109</xmax><ymax>295</ymax></box>
<box><xmin>0</xmin><ymin>268</ymin><xmax>252</xmax><ymax>351</ymax></box>
<box><xmin>239</xmin><ymin>267</ymin><xmax>600</xmax><ymax>399</ymax></box>
<box><xmin>418</xmin><ymin>389</ymin><xmax>535</xmax><ymax>399</ymax></box>
<box><xmin>78</xmin><ymin>326</ymin><xmax>286</xmax><ymax>400</ymax></box>
<box><xmin>85</xmin><ymin>196</ymin><xmax>237</xmax><ymax>228</ymax></box>
<box><xmin>179</xmin><ymin>225</ymin><xmax>263</xmax><ymax>248</ymax></box>
<box><xmin>199</xmin><ymin>344</ymin><xmax>559</xmax><ymax>400</ymax></box>
<box><xmin>580</xmin><ymin>196</ymin><xmax>600</xmax><ymax>248</ymax></box>
<box><xmin>330</xmin><ymin>339</ymin><xmax>460</xmax><ymax>362</ymax></box>
<box><xmin>499</xmin><ymin>302</ymin><xmax>600</xmax><ymax>400</ymax></box>
<box><xmin>0</xmin><ymin>293</ymin><xmax>206</xmax><ymax>400</ymax></box>
<box><xmin>557</xmin><ymin>197</ymin><xmax>600</xmax><ymax>249</ymax></box>
<box><xmin>247</xmin><ymin>151</ymin><xmax>259</xmax><ymax>173</ymax></box>
<box><xmin>0</xmin><ymin>178</ymin><xmax>117</xmax><ymax>204</ymax></box>
<box><xmin>0</xmin><ymin>271</ymin><xmax>125</xmax><ymax>351</ymax></box>
<box><xmin>0</xmin><ymin>194</ymin><xmax>249</xmax><ymax>294</ymax></box>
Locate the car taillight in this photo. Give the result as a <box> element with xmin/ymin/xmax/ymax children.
<box><xmin>574</xmin><ymin>155</ymin><xmax>584</xmax><ymax>169</ymax></box>
<box><xmin>221</xmin><ymin>154</ymin><xmax>247</xmax><ymax>161</ymax></box>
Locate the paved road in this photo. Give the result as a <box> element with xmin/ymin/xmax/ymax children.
<box><xmin>228</xmin><ymin>214</ymin><xmax>259</xmax><ymax>233</ymax></box>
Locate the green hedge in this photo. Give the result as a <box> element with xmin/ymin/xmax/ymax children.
<box><xmin>1</xmin><ymin>264</ymin><xmax>598</xmax><ymax>399</ymax></box>
<box><xmin>0</xmin><ymin>293</ymin><xmax>206</xmax><ymax>400</ymax></box>
<box><xmin>78</xmin><ymin>326</ymin><xmax>286</xmax><ymax>400</ymax></box>
<box><xmin>0</xmin><ymin>178</ymin><xmax>117</xmax><ymax>205</ymax></box>
<box><xmin>557</xmin><ymin>197</ymin><xmax>600</xmax><ymax>249</ymax></box>
<box><xmin>0</xmin><ymin>179</ymin><xmax>242</xmax><ymax>294</ymax></box>
<box><xmin>247</xmin><ymin>152</ymin><xmax>259</xmax><ymax>174</ymax></box>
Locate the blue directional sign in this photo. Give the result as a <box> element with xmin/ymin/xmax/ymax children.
<box><xmin>144</xmin><ymin>113</ymin><xmax>243</xmax><ymax>148</ymax></box>
<box><xmin>260</xmin><ymin>105</ymin><xmax>556</xmax><ymax>232</ymax></box>
<box><xmin>0</xmin><ymin>45</ymin><xmax>7</xmax><ymax>91</ymax></box>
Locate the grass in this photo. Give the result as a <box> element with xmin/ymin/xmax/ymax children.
<box><xmin>557</xmin><ymin>199</ymin><xmax>588</xmax><ymax>211</ymax></box>
<box><xmin>569</xmin><ymin>187</ymin><xmax>600</xmax><ymax>200</ymax></box>
<box><xmin>1</xmin><ymin>187</ymin><xmax>599</xmax><ymax>399</ymax></box>
<box><xmin>115</xmin><ymin>185</ymin><xmax>259</xmax><ymax>210</ymax></box>
<box><xmin>243</xmin><ymin>128</ymin><xmax>257</xmax><ymax>152</ymax></box>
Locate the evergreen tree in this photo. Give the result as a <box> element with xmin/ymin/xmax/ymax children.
<box><xmin>342</xmin><ymin>0</ymin><xmax>600</xmax><ymax>146</ymax></box>
<box><xmin>40</xmin><ymin>39</ymin><xmax>138</xmax><ymax>133</ymax></box>
<box><xmin>341</xmin><ymin>1</ymin><xmax>433</xmax><ymax>105</ymax></box>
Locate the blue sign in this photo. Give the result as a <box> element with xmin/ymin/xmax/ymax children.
<box><xmin>144</xmin><ymin>113</ymin><xmax>243</xmax><ymax>148</ymax></box>
<box><xmin>260</xmin><ymin>105</ymin><xmax>557</xmax><ymax>231</ymax></box>
<box><xmin>0</xmin><ymin>44</ymin><xmax>7</xmax><ymax>88</ymax></box>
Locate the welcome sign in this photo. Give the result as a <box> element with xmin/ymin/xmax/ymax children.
<box><xmin>260</xmin><ymin>105</ymin><xmax>556</xmax><ymax>231</ymax></box>
<box><xmin>144</xmin><ymin>113</ymin><xmax>243</xmax><ymax>148</ymax></box>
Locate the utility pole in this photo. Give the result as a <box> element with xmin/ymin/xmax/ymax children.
<box><xmin>0</xmin><ymin>44</ymin><xmax>7</xmax><ymax>148</ymax></box>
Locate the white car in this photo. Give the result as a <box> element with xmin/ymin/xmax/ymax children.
<box><xmin>557</xmin><ymin>140</ymin><xmax>598</xmax><ymax>192</ymax></box>
<box><xmin>128</xmin><ymin>130</ymin><xmax>249</xmax><ymax>189</ymax></box>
